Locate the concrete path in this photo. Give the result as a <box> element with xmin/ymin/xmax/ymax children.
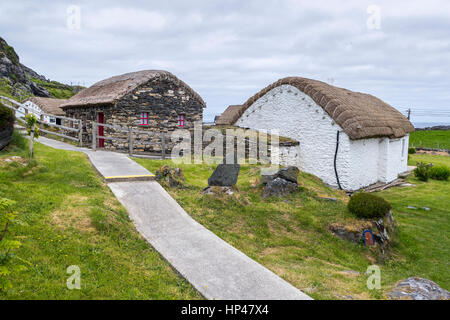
<box><xmin>36</xmin><ymin>136</ymin><xmax>312</xmax><ymax>300</ymax></box>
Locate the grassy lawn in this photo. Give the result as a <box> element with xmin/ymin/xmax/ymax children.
<box><xmin>410</xmin><ymin>130</ymin><xmax>450</xmax><ymax>150</ymax></box>
<box><xmin>0</xmin><ymin>132</ymin><xmax>201</xmax><ymax>300</ymax></box>
<box><xmin>409</xmin><ymin>153</ymin><xmax>450</xmax><ymax>168</ymax></box>
<box><xmin>135</xmin><ymin>156</ymin><xmax>449</xmax><ymax>300</ymax></box>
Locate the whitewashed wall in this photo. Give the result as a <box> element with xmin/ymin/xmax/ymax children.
<box><xmin>17</xmin><ymin>101</ymin><xmax>56</xmax><ymax>124</ymax></box>
<box><xmin>235</xmin><ymin>84</ymin><xmax>408</xmax><ymax>191</ymax></box>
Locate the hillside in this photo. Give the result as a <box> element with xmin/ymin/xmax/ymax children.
<box><xmin>0</xmin><ymin>36</ymin><xmax>82</xmax><ymax>101</ymax></box>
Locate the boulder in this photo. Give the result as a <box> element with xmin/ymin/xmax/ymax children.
<box><xmin>208</xmin><ymin>164</ymin><xmax>240</xmax><ymax>187</ymax></box>
<box><xmin>329</xmin><ymin>211</ymin><xmax>396</xmax><ymax>248</ymax></box>
<box><xmin>261</xmin><ymin>166</ymin><xmax>299</xmax><ymax>185</ymax></box>
<box><xmin>388</xmin><ymin>277</ymin><xmax>450</xmax><ymax>300</ymax></box>
<box><xmin>262</xmin><ymin>177</ymin><xmax>298</xmax><ymax>199</ymax></box>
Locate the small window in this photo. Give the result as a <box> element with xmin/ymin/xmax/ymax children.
<box><xmin>178</xmin><ymin>115</ymin><xmax>185</xmax><ymax>128</ymax></box>
<box><xmin>140</xmin><ymin>112</ymin><xmax>149</xmax><ymax>126</ymax></box>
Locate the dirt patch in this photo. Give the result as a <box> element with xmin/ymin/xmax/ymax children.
<box><xmin>416</xmin><ymin>150</ymin><xmax>449</xmax><ymax>156</ymax></box>
<box><xmin>51</xmin><ymin>195</ymin><xmax>96</xmax><ymax>233</ymax></box>
<box><xmin>0</xmin><ymin>156</ymin><xmax>28</xmax><ymax>167</ymax></box>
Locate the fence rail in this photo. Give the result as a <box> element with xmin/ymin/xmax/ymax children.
<box><xmin>0</xmin><ymin>95</ymin><xmax>83</xmax><ymax>147</ymax></box>
<box><xmin>1</xmin><ymin>95</ymin><xmax>168</xmax><ymax>158</ymax></box>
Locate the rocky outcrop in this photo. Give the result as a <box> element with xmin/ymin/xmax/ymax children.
<box><xmin>0</xmin><ymin>36</ymin><xmax>74</xmax><ymax>100</ymax></box>
<box><xmin>329</xmin><ymin>211</ymin><xmax>396</xmax><ymax>249</ymax></box>
<box><xmin>388</xmin><ymin>277</ymin><xmax>449</xmax><ymax>300</ymax></box>
<box><xmin>261</xmin><ymin>166</ymin><xmax>299</xmax><ymax>199</ymax></box>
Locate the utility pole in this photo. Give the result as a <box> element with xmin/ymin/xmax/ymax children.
<box><xmin>407</xmin><ymin>108</ymin><xmax>411</xmax><ymax>120</ymax></box>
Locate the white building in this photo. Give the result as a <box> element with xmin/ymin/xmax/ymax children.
<box><xmin>18</xmin><ymin>97</ymin><xmax>67</xmax><ymax>125</ymax></box>
<box><xmin>217</xmin><ymin>77</ymin><xmax>414</xmax><ymax>191</ymax></box>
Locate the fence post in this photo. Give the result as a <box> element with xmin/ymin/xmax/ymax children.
<box><xmin>78</xmin><ymin>120</ymin><xmax>83</xmax><ymax>147</ymax></box>
<box><xmin>129</xmin><ymin>127</ymin><xmax>133</xmax><ymax>156</ymax></box>
<box><xmin>92</xmin><ymin>122</ymin><xmax>97</xmax><ymax>151</ymax></box>
<box><xmin>161</xmin><ymin>132</ymin><xmax>166</xmax><ymax>160</ymax></box>
<box><xmin>29</xmin><ymin>123</ymin><xmax>35</xmax><ymax>158</ymax></box>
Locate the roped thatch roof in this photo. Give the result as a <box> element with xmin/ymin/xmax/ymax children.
<box><xmin>61</xmin><ymin>70</ymin><xmax>206</xmax><ymax>109</ymax></box>
<box><xmin>215</xmin><ymin>105</ymin><xmax>243</xmax><ymax>125</ymax></box>
<box><xmin>24</xmin><ymin>97</ymin><xmax>67</xmax><ymax>115</ymax></box>
<box><xmin>230</xmin><ymin>77</ymin><xmax>414</xmax><ymax>140</ymax></box>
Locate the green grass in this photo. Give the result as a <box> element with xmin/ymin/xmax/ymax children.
<box><xmin>134</xmin><ymin>156</ymin><xmax>450</xmax><ymax>300</ymax></box>
<box><xmin>409</xmin><ymin>154</ymin><xmax>450</xmax><ymax>168</ymax></box>
<box><xmin>410</xmin><ymin>130</ymin><xmax>450</xmax><ymax>150</ymax></box>
<box><xmin>30</xmin><ymin>78</ymin><xmax>78</xmax><ymax>99</ymax></box>
<box><xmin>0</xmin><ymin>133</ymin><xmax>201</xmax><ymax>300</ymax></box>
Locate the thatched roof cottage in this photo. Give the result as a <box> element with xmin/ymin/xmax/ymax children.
<box><xmin>220</xmin><ymin>77</ymin><xmax>414</xmax><ymax>191</ymax></box>
<box><xmin>62</xmin><ymin>70</ymin><xmax>205</xmax><ymax>151</ymax></box>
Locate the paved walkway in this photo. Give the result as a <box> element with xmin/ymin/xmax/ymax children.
<box><xmin>37</xmin><ymin>136</ymin><xmax>311</xmax><ymax>300</ymax></box>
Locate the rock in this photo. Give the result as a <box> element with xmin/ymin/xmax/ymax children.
<box><xmin>278</xmin><ymin>166</ymin><xmax>300</xmax><ymax>184</ymax></box>
<box><xmin>407</xmin><ymin>206</ymin><xmax>418</xmax><ymax>209</ymax></box>
<box><xmin>30</xmin><ymin>81</ymin><xmax>50</xmax><ymax>97</ymax></box>
<box><xmin>422</xmin><ymin>207</ymin><xmax>431</xmax><ymax>211</ymax></box>
<box><xmin>208</xmin><ymin>164</ymin><xmax>240</xmax><ymax>187</ymax></box>
<box><xmin>155</xmin><ymin>165</ymin><xmax>185</xmax><ymax>188</ymax></box>
<box><xmin>329</xmin><ymin>211</ymin><xmax>396</xmax><ymax>249</ymax></box>
<box><xmin>318</xmin><ymin>197</ymin><xmax>338</xmax><ymax>202</ymax></box>
<box><xmin>388</xmin><ymin>277</ymin><xmax>450</xmax><ymax>300</ymax></box>
<box><xmin>202</xmin><ymin>186</ymin><xmax>234</xmax><ymax>196</ymax></box>
<box><xmin>262</xmin><ymin>177</ymin><xmax>298</xmax><ymax>199</ymax></box>
<box><xmin>261</xmin><ymin>166</ymin><xmax>299</xmax><ymax>184</ymax></box>
<box><xmin>260</xmin><ymin>168</ymin><xmax>278</xmax><ymax>184</ymax></box>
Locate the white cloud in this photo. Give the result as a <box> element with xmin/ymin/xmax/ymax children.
<box><xmin>0</xmin><ymin>0</ymin><xmax>449</xmax><ymax>123</ymax></box>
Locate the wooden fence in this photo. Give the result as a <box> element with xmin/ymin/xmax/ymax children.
<box><xmin>0</xmin><ymin>95</ymin><xmax>83</xmax><ymax>147</ymax></box>
<box><xmin>90</xmin><ymin>121</ymin><xmax>167</xmax><ymax>159</ymax></box>
<box><xmin>1</xmin><ymin>95</ymin><xmax>168</xmax><ymax>158</ymax></box>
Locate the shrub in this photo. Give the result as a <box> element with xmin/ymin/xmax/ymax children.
<box><xmin>0</xmin><ymin>101</ymin><xmax>14</xmax><ymax>129</ymax></box>
<box><xmin>348</xmin><ymin>192</ymin><xmax>391</xmax><ymax>219</ymax></box>
<box><xmin>408</xmin><ymin>147</ymin><xmax>416</xmax><ymax>154</ymax></box>
<box><xmin>414</xmin><ymin>162</ymin><xmax>433</xmax><ymax>182</ymax></box>
<box><xmin>430</xmin><ymin>166</ymin><xmax>450</xmax><ymax>181</ymax></box>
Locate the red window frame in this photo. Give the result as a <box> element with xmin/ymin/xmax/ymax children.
<box><xmin>178</xmin><ymin>115</ymin><xmax>185</xmax><ymax>128</ymax></box>
<box><xmin>140</xmin><ymin>112</ymin><xmax>149</xmax><ymax>126</ymax></box>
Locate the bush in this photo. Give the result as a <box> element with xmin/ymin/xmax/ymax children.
<box><xmin>0</xmin><ymin>101</ymin><xmax>14</xmax><ymax>129</ymax></box>
<box><xmin>430</xmin><ymin>166</ymin><xmax>450</xmax><ymax>181</ymax></box>
<box><xmin>414</xmin><ymin>162</ymin><xmax>433</xmax><ymax>182</ymax></box>
<box><xmin>348</xmin><ymin>192</ymin><xmax>391</xmax><ymax>219</ymax></box>
<box><xmin>408</xmin><ymin>147</ymin><xmax>416</xmax><ymax>154</ymax></box>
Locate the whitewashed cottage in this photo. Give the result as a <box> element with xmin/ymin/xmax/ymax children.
<box><xmin>217</xmin><ymin>77</ymin><xmax>415</xmax><ymax>191</ymax></box>
<box><xmin>19</xmin><ymin>97</ymin><xmax>67</xmax><ymax>125</ymax></box>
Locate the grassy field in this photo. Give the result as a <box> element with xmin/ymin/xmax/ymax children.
<box><xmin>410</xmin><ymin>130</ymin><xmax>450</xmax><ymax>150</ymax></box>
<box><xmin>135</xmin><ymin>155</ymin><xmax>449</xmax><ymax>300</ymax></box>
<box><xmin>0</xmin><ymin>132</ymin><xmax>201</xmax><ymax>300</ymax></box>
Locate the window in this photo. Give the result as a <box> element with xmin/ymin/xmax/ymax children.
<box><xmin>178</xmin><ymin>115</ymin><xmax>185</xmax><ymax>128</ymax></box>
<box><xmin>140</xmin><ymin>112</ymin><xmax>149</xmax><ymax>126</ymax></box>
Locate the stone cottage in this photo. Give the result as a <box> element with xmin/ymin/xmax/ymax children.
<box><xmin>218</xmin><ymin>77</ymin><xmax>415</xmax><ymax>191</ymax></box>
<box><xmin>61</xmin><ymin>70</ymin><xmax>205</xmax><ymax>152</ymax></box>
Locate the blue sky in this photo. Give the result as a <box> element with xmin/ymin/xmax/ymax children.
<box><xmin>1</xmin><ymin>0</ymin><xmax>449</xmax><ymax>123</ymax></box>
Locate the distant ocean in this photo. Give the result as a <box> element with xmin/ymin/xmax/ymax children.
<box><xmin>413</xmin><ymin>122</ymin><xmax>450</xmax><ymax>129</ymax></box>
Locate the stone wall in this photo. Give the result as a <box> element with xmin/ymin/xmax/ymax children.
<box><xmin>63</xmin><ymin>78</ymin><xmax>204</xmax><ymax>153</ymax></box>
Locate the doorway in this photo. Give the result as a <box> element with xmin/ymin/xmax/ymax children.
<box><xmin>97</xmin><ymin>112</ymin><xmax>104</xmax><ymax>148</ymax></box>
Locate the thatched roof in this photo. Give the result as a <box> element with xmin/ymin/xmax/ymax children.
<box><xmin>231</xmin><ymin>77</ymin><xmax>414</xmax><ymax>140</ymax></box>
<box><xmin>215</xmin><ymin>105</ymin><xmax>243</xmax><ymax>125</ymax></box>
<box><xmin>24</xmin><ymin>97</ymin><xmax>67</xmax><ymax>115</ymax></box>
<box><xmin>62</xmin><ymin>70</ymin><xmax>206</xmax><ymax>109</ymax></box>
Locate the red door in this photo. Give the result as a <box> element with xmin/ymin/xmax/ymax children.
<box><xmin>97</xmin><ymin>113</ymin><xmax>104</xmax><ymax>148</ymax></box>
